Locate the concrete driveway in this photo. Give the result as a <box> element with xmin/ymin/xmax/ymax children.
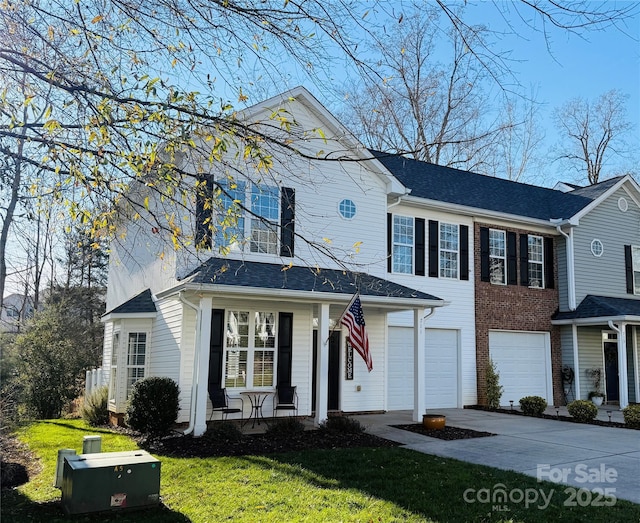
<box><xmin>355</xmin><ymin>408</ymin><xmax>640</xmax><ymax>505</ymax></box>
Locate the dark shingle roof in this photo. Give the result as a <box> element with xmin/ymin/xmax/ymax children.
<box><xmin>553</xmin><ymin>295</ymin><xmax>640</xmax><ymax>321</ymax></box>
<box><xmin>569</xmin><ymin>177</ymin><xmax>624</xmax><ymax>199</ymax></box>
<box><xmin>372</xmin><ymin>151</ymin><xmax>611</xmax><ymax>221</ymax></box>
<box><xmin>107</xmin><ymin>289</ymin><xmax>156</xmax><ymax>315</ymax></box>
<box><xmin>183</xmin><ymin>258</ymin><xmax>442</xmax><ymax>301</ymax></box>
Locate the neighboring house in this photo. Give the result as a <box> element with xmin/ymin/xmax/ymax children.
<box><xmin>101</xmin><ymin>86</ymin><xmax>640</xmax><ymax>435</ymax></box>
<box><xmin>1</xmin><ymin>293</ymin><xmax>34</xmax><ymax>333</ymax></box>
<box><xmin>552</xmin><ymin>177</ymin><xmax>640</xmax><ymax>408</ymax></box>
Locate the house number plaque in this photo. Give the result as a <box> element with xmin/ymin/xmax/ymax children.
<box><xmin>345</xmin><ymin>339</ymin><xmax>354</xmax><ymax>380</ymax></box>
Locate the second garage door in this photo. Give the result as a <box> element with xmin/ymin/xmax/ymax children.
<box><xmin>489</xmin><ymin>330</ymin><xmax>552</xmax><ymax>406</ymax></box>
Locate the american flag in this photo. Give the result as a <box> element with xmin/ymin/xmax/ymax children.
<box><xmin>340</xmin><ymin>293</ymin><xmax>372</xmax><ymax>372</ymax></box>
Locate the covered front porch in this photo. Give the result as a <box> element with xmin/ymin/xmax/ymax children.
<box><xmin>160</xmin><ymin>258</ymin><xmax>445</xmax><ymax>436</ymax></box>
<box><xmin>553</xmin><ymin>295</ymin><xmax>640</xmax><ymax>408</ymax></box>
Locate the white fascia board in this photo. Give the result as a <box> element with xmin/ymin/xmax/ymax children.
<box><xmin>239</xmin><ymin>87</ymin><xmax>408</xmax><ymax>198</ymax></box>
<box><xmin>158</xmin><ymin>282</ymin><xmax>445</xmax><ymax>311</ymax></box>
<box><xmin>551</xmin><ymin>315</ymin><xmax>640</xmax><ymax>326</ymax></box>
<box><xmin>568</xmin><ymin>176</ymin><xmax>636</xmax><ymax>222</ymax></box>
<box><xmin>101</xmin><ymin>312</ymin><xmax>157</xmax><ymax>323</ymax></box>
<box><xmin>400</xmin><ymin>196</ymin><xmax>560</xmax><ymax>233</ymax></box>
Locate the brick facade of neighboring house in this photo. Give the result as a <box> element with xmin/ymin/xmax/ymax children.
<box><xmin>473</xmin><ymin>223</ymin><xmax>563</xmax><ymax>406</ymax></box>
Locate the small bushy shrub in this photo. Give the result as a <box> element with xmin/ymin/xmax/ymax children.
<box><xmin>319</xmin><ymin>415</ymin><xmax>365</xmax><ymax>434</ymax></box>
<box><xmin>567</xmin><ymin>400</ymin><xmax>598</xmax><ymax>422</ymax></box>
<box><xmin>519</xmin><ymin>396</ymin><xmax>548</xmax><ymax>417</ymax></box>
<box><xmin>266</xmin><ymin>417</ymin><xmax>305</xmax><ymax>436</ymax></box>
<box><xmin>81</xmin><ymin>385</ymin><xmax>109</xmax><ymax>426</ymax></box>
<box><xmin>622</xmin><ymin>404</ymin><xmax>640</xmax><ymax>429</ymax></box>
<box><xmin>125</xmin><ymin>377</ymin><xmax>180</xmax><ymax>439</ymax></box>
<box><xmin>205</xmin><ymin>421</ymin><xmax>243</xmax><ymax>441</ymax></box>
<box><xmin>485</xmin><ymin>359</ymin><xmax>503</xmax><ymax>410</ymax></box>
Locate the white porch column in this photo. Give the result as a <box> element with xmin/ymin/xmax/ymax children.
<box><xmin>314</xmin><ymin>302</ymin><xmax>330</xmax><ymax>427</ymax></box>
<box><xmin>572</xmin><ymin>324</ymin><xmax>581</xmax><ymax>400</ymax></box>
<box><xmin>194</xmin><ymin>296</ymin><xmax>212</xmax><ymax>437</ymax></box>
<box><xmin>413</xmin><ymin>308</ymin><xmax>426</xmax><ymax>422</ymax></box>
<box><xmin>617</xmin><ymin>323</ymin><xmax>629</xmax><ymax>409</ymax></box>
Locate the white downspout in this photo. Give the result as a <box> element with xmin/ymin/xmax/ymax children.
<box><xmin>555</xmin><ymin>224</ymin><xmax>576</xmax><ymax>311</ymax></box>
<box><xmin>180</xmin><ymin>292</ymin><xmax>201</xmax><ymax>436</ymax></box>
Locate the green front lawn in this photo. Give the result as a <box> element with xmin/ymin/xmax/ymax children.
<box><xmin>3</xmin><ymin>420</ymin><xmax>639</xmax><ymax>522</ymax></box>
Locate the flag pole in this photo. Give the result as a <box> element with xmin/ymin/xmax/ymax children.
<box><xmin>326</xmin><ymin>291</ymin><xmax>359</xmax><ymax>346</ymax></box>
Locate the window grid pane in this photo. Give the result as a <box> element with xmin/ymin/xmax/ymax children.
<box><xmin>126</xmin><ymin>332</ymin><xmax>146</xmax><ymax>397</ymax></box>
<box><xmin>633</xmin><ymin>246</ymin><xmax>640</xmax><ymax>294</ymax></box>
<box><xmin>215</xmin><ymin>180</ymin><xmax>246</xmax><ymax>248</ymax></box>
<box><xmin>253</xmin><ymin>350</ymin><xmax>274</xmax><ymax>387</ymax></box>
<box><xmin>392</xmin><ymin>215</ymin><xmax>414</xmax><ymax>274</ymax></box>
<box><xmin>439</xmin><ymin>223</ymin><xmax>459</xmax><ymax>278</ymax></box>
<box><xmin>489</xmin><ymin>230</ymin><xmax>506</xmax><ymax>284</ymax></box>
<box><xmin>528</xmin><ymin>236</ymin><xmax>544</xmax><ymax>288</ymax></box>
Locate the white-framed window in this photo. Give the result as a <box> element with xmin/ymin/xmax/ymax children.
<box><xmin>633</xmin><ymin>245</ymin><xmax>640</xmax><ymax>295</ymax></box>
<box><xmin>338</xmin><ymin>199</ymin><xmax>357</xmax><ymax>219</ymax></box>
<box><xmin>109</xmin><ymin>331</ymin><xmax>120</xmax><ymax>402</ymax></box>
<box><xmin>224</xmin><ymin>310</ymin><xmax>276</xmax><ymax>389</ymax></box>
<box><xmin>489</xmin><ymin>229</ymin><xmax>506</xmax><ymax>285</ymax></box>
<box><xmin>126</xmin><ymin>332</ymin><xmax>147</xmax><ymax>397</ymax></box>
<box><xmin>214</xmin><ymin>180</ymin><xmax>280</xmax><ymax>254</ymax></box>
<box><xmin>439</xmin><ymin>222</ymin><xmax>459</xmax><ymax>279</ymax></box>
<box><xmin>528</xmin><ymin>235</ymin><xmax>544</xmax><ymax>288</ymax></box>
<box><xmin>591</xmin><ymin>239</ymin><xmax>604</xmax><ymax>257</ymax></box>
<box><xmin>392</xmin><ymin>215</ymin><xmax>414</xmax><ymax>274</ymax></box>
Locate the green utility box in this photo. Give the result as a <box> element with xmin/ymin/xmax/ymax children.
<box><xmin>61</xmin><ymin>450</ymin><xmax>160</xmax><ymax>515</ymax></box>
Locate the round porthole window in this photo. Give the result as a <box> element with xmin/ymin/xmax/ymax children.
<box><xmin>338</xmin><ymin>199</ymin><xmax>356</xmax><ymax>219</ymax></box>
<box><xmin>618</xmin><ymin>197</ymin><xmax>628</xmax><ymax>212</ymax></box>
<box><xmin>591</xmin><ymin>239</ymin><xmax>604</xmax><ymax>257</ymax></box>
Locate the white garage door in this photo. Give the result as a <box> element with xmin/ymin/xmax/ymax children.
<box><xmin>387</xmin><ymin>327</ymin><xmax>459</xmax><ymax>410</ymax></box>
<box><xmin>388</xmin><ymin>327</ymin><xmax>414</xmax><ymax>410</ymax></box>
<box><xmin>489</xmin><ymin>331</ymin><xmax>552</xmax><ymax>405</ymax></box>
<box><xmin>425</xmin><ymin>329</ymin><xmax>459</xmax><ymax>409</ymax></box>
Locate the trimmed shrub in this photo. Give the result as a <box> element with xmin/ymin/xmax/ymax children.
<box><xmin>622</xmin><ymin>404</ymin><xmax>640</xmax><ymax>429</ymax></box>
<box><xmin>81</xmin><ymin>385</ymin><xmax>109</xmax><ymax>426</ymax></box>
<box><xmin>567</xmin><ymin>400</ymin><xmax>598</xmax><ymax>422</ymax></box>
<box><xmin>485</xmin><ymin>359</ymin><xmax>503</xmax><ymax>410</ymax></box>
<box><xmin>519</xmin><ymin>396</ymin><xmax>548</xmax><ymax>417</ymax></box>
<box><xmin>266</xmin><ymin>417</ymin><xmax>305</xmax><ymax>436</ymax></box>
<box><xmin>125</xmin><ymin>377</ymin><xmax>180</xmax><ymax>439</ymax></box>
<box><xmin>319</xmin><ymin>415</ymin><xmax>365</xmax><ymax>434</ymax></box>
<box><xmin>205</xmin><ymin>421</ymin><xmax>243</xmax><ymax>441</ymax></box>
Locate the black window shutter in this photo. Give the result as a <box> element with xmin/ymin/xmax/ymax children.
<box><xmin>507</xmin><ymin>232</ymin><xmax>517</xmax><ymax>285</ymax></box>
<box><xmin>208</xmin><ymin>309</ymin><xmax>225</xmax><ymax>393</ymax></box>
<box><xmin>195</xmin><ymin>173</ymin><xmax>213</xmax><ymax>249</ymax></box>
<box><xmin>480</xmin><ymin>227</ymin><xmax>490</xmax><ymax>282</ymax></box>
<box><xmin>387</xmin><ymin>213</ymin><xmax>392</xmax><ymax>273</ymax></box>
<box><xmin>625</xmin><ymin>245</ymin><xmax>634</xmax><ymax>294</ymax></box>
<box><xmin>415</xmin><ymin>218</ymin><xmax>426</xmax><ymax>276</ymax></box>
<box><xmin>544</xmin><ymin>237</ymin><xmax>555</xmax><ymax>289</ymax></box>
<box><xmin>460</xmin><ymin>225</ymin><xmax>469</xmax><ymax>280</ymax></box>
<box><xmin>428</xmin><ymin>220</ymin><xmax>439</xmax><ymax>278</ymax></box>
<box><xmin>519</xmin><ymin>234</ymin><xmax>529</xmax><ymax>286</ymax></box>
<box><xmin>280</xmin><ymin>187</ymin><xmax>295</xmax><ymax>257</ymax></box>
<box><xmin>277</xmin><ymin>312</ymin><xmax>293</xmax><ymax>387</ymax></box>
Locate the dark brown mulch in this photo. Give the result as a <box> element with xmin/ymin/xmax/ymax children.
<box><xmin>391</xmin><ymin>424</ymin><xmax>496</xmax><ymax>440</ymax></box>
<box><xmin>143</xmin><ymin>429</ymin><xmax>400</xmax><ymax>458</ymax></box>
<box><xmin>0</xmin><ymin>433</ymin><xmax>41</xmax><ymax>489</ymax></box>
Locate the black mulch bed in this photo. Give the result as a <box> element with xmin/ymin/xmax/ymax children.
<box><xmin>465</xmin><ymin>405</ymin><xmax>639</xmax><ymax>430</ymax></box>
<box><xmin>391</xmin><ymin>424</ymin><xmax>496</xmax><ymax>440</ymax></box>
<box><xmin>142</xmin><ymin>429</ymin><xmax>400</xmax><ymax>458</ymax></box>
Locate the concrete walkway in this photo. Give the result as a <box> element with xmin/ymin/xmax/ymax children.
<box><xmin>354</xmin><ymin>408</ymin><xmax>640</xmax><ymax>505</ymax></box>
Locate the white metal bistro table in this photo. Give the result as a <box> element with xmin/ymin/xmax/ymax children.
<box><xmin>240</xmin><ymin>390</ymin><xmax>274</xmax><ymax>429</ymax></box>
